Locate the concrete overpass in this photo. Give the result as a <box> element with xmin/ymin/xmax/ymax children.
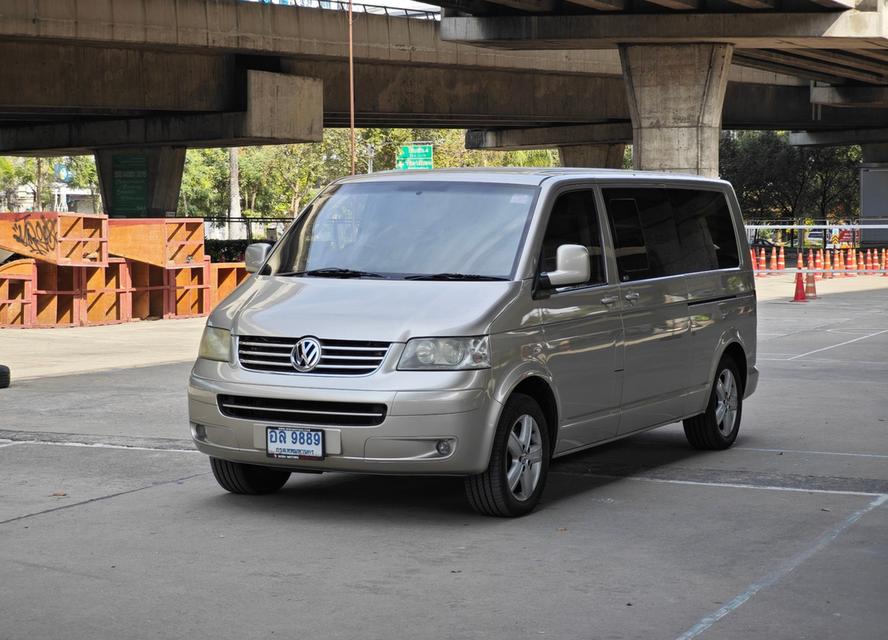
<box><xmin>0</xmin><ymin>0</ymin><xmax>885</xmax><ymax>216</ymax></box>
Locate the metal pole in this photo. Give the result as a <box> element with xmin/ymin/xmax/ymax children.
<box><xmin>348</xmin><ymin>0</ymin><xmax>356</xmax><ymax>176</ymax></box>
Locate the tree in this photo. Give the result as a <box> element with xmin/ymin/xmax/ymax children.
<box><xmin>65</xmin><ymin>155</ymin><xmax>101</xmax><ymax>212</ymax></box>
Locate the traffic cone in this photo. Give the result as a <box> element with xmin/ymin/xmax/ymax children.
<box><xmin>778</xmin><ymin>246</ymin><xmax>786</xmax><ymax>271</ymax></box>
<box><xmin>824</xmin><ymin>249</ymin><xmax>833</xmax><ymax>279</ymax></box>
<box><xmin>750</xmin><ymin>249</ymin><xmax>758</xmax><ymax>275</ymax></box>
<box><xmin>859</xmin><ymin>251</ymin><xmax>866</xmax><ymax>275</ymax></box>
<box><xmin>814</xmin><ymin>250</ymin><xmax>823</xmax><ymax>280</ymax></box>
<box><xmin>805</xmin><ymin>270</ymin><xmax>817</xmax><ymax>299</ymax></box>
<box><xmin>837</xmin><ymin>250</ymin><xmax>845</xmax><ymax>277</ymax></box>
<box><xmin>791</xmin><ymin>271</ymin><xmax>807</xmax><ymax>302</ymax></box>
<box><xmin>883</xmin><ymin>248</ymin><xmax>888</xmax><ymax>277</ymax></box>
<box><xmin>769</xmin><ymin>247</ymin><xmax>778</xmax><ymax>275</ymax></box>
<box><xmin>847</xmin><ymin>248</ymin><xmax>857</xmax><ymax>277</ymax></box>
<box><xmin>759</xmin><ymin>248</ymin><xmax>767</xmax><ymax>275</ymax></box>
<box><xmin>807</xmin><ymin>250</ymin><xmax>815</xmax><ymax>279</ymax></box>
<box><xmin>866</xmin><ymin>249</ymin><xmax>874</xmax><ymax>275</ymax></box>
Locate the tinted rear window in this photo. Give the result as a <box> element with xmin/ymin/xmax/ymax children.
<box><xmin>603</xmin><ymin>187</ymin><xmax>739</xmax><ymax>282</ymax></box>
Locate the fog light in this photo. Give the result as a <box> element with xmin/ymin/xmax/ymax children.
<box><xmin>435</xmin><ymin>439</ymin><xmax>453</xmax><ymax>456</ymax></box>
<box><xmin>192</xmin><ymin>423</ymin><xmax>207</xmax><ymax>441</ymax></box>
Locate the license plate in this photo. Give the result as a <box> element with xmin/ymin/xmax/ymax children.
<box><xmin>265</xmin><ymin>427</ymin><xmax>325</xmax><ymax>460</ymax></box>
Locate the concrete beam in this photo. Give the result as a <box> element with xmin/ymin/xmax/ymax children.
<box><xmin>810</xmin><ymin>85</ymin><xmax>888</xmax><ymax>108</ymax></box>
<box><xmin>737</xmin><ymin>49</ymin><xmax>888</xmax><ymax>84</ymax></box>
<box><xmin>0</xmin><ymin>42</ymin><xmax>237</xmax><ymax>116</ymax></box>
<box><xmin>644</xmin><ymin>0</ymin><xmax>699</xmax><ymax>10</ymax></box>
<box><xmin>483</xmin><ymin>0</ymin><xmax>557</xmax><ymax>10</ymax></box>
<box><xmin>0</xmin><ymin>72</ymin><xmax>323</xmax><ymax>154</ymax></box>
<box><xmin>559</xmin><ymin>144</ymin><xmax>626</xmax><ymax>168</ymax></box>
<box><xmin>567</xmin><ymin>0</ymin><xmax>626</xmax><ymax>10</ymax></box>
<box><xmin>440</xmin><ymin>11</ymin><xmax>886</xmax><ymax>49</ymax></box>
<box><xmin>465</xmin><ymin>123</ymin><xmax>632</xmax><ymax>150</ymax></box>
<box><xmin>0</xmin><ymin>0</ymin><xmax>624</xmax><ymax>77</ymax></box>
<box><xmin>283</xmin><ymin>59</ymin><xmax>629</xmax><ymax>127</ymax></box>
<box><xmin>789</xmin><ymin>129</ymin><xmax>888</xmax><ymax>146</ymax></box>
<box><xmin>725</xmin><ymin>0</ymin><xmax>775</xmax><ymax>8</ymax></box>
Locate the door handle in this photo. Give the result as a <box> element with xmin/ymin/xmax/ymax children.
<box><xmin>600</xmin><ymin>295</ymin><xmax>619</xmax><ymax>306</ymax></box>
<box><xmin>624</xmin><ymin>291</ymin><xmax>640</xmax><ymax>302</ymax></box>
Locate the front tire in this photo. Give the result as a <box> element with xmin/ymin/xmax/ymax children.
<box><xmin>465</xmin><ymin>393</ymin><xmax>550</xmax><ymax>517</ymax></box>
<box><xmin>210</xmin><ymin>458</ymin><xmax>291</xmax><ymax>495</ymax></box>
<box><xmin>683</xmin><ymin>356</ymin><xmax>743</xmax><ymax>450</ymax></box>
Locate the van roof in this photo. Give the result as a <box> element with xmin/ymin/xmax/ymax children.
<box><xmin>335</xmin><ymin>167</ymin><xmax>730</xmax><ymax>187</ymax></box>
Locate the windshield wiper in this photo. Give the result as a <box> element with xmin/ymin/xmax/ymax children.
<box><xmin>405</xmin><ymin>273</ymin><xmax>508</xmax><ymax>281</ymax></box>
<box><xmin>277</xmin><ymin>268</ymin><xmax>387</xmax><ymax>279</ymax></box>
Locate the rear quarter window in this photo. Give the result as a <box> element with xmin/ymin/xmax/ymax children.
<box><xmin>603</xmin><ymin>186</ymin><xmax>740</xmax><ymax>282</ymax></box>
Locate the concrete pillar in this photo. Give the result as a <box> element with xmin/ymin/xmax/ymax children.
<box><xmin>619</xmin><ymin>44</ymin><xmax>733</xmax><ymax>177</ymax></box>
<box><xmin>95</xmin><ymin>146</ymin><xmax>186</xmax><ymax>218</ymax></box>
<box><xmin>558</xmin><ymin>143</ymin><xmax>625</xmax><ymax>168</ymax></box>
<box><xmin>860</xmin><ymin>144</ymin><xmax>888</xmax><ymax>247</ymax></box>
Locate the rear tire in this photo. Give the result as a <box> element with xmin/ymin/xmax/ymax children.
<box><xmin>683</xmin><ymin>356</ymin><xmax>743</xmax><ymax>450</ymax></box>
<box><xmin>465</xmin><ymin>393</ymin><xmax>550</xmax><ymax>517</ymax></box>
<box><xmin>0</xmin><ymin>365</ymin><xmax>9</xmax><ymax>389</ymax></box>
<box><xmin>210</xmin><ymin>457</ymin><xmax>291</xmax><ymax>495</ymax></box>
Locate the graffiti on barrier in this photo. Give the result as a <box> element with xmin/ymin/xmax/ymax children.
<box><xmin>11</xmin><ymin>215</ymin><xmax>57</xmax><ymax>256</ymax></box>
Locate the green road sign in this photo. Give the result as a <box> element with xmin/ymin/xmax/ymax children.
<box><xmin>396</xmin><ymin>144</ymin><xmax>433</xmax><ymax>170</ymax></box>
<box><xmin>111</xmin><ymin>154</ymin><xmax>149</xmax><ymax>216</ymax></box>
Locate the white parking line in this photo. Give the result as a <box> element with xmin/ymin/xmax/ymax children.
<box><xmin>3</xmin><ymin>440</ymin><xmax>198</xmax><ymax>453</ymax></box>
<box><xmin>736</xmin><ymin>447</ymin><xmax>888</xmax><ymax>460</ymax></box>
<box><xmin>786</xmin><ymin>329</ymin><xmax>888</xmax><ymax>361</ymax></box>
<box><xmin>674</xmin><ymin>494</ymin><xmax>888</xmax><ymax>640</ymax></box>
<box><xmin>550</xmin><ymin>471</ymin><xmax>886</xmax><ymax>498</ymax></box>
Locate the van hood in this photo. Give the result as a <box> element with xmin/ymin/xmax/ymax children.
<box><xmin>211</xmin><ymin>275</ymin><xmax>524</xmax><ymax>342</ymax></box>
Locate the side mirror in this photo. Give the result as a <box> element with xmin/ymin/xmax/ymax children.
<box><xmin>244</xmin><ymin>243</ymin><xmax>271</xmax><ymax>274</ymax></box>
<box><xmin>546</xmin><ymin>244</ymin><xmax>590</xmax><ymax>287</ymax></box>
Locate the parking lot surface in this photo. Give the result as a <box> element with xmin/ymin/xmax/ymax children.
<box><xmin>1</xmin><ymin>279</ymin><xmax>886</xmax><ymax>640</ymax></box>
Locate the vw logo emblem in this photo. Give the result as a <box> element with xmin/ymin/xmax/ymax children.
<box><xmin>291</xmin><ymin>337</ymin><xmax>322</xmax><ymax>372</ymax></box>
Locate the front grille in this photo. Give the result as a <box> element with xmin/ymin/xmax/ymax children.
<box><xmin>218</xmin><ymin>395</ymin><xmax>387</xmax><ymax>426</ymax></box>
<box><xmin>237</xmin><ymin>336</ymin><xmax>390</xmax><ymax>375</ymax></box>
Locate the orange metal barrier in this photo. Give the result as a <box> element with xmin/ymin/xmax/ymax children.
<box><xmin>209</xmin><ymin>261</ymin><xmax>248</xmax><ymax>310</ymax></box>
<box><xmin>0</xmin><ymin>212</ymin><xmax>107</xmax><ymax>267</ymax></box>
<box><xmin>0</xmin><ymin>258</ymin><xmax>37</xmax><ymax>328</ymax></box>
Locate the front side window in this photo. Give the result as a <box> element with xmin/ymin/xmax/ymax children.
<box><xmin>539</xmin><ymin>189</ymin><xmax>605</xmax><ymax>286</ymax></box>
<box><xmin>265</xmin><ymin>181</ymin><xmax>538</xmax><ymax>280</ymax></box>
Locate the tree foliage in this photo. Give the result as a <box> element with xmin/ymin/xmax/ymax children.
<box><xmin>177</xmin><ymin>128</ymin><xmax>559</xmax><ymax>219</ymax></box>
<box><xmin>719</xmin><ymin>131</ymin><xmax>860</xmax><ymax>222</ymax></box>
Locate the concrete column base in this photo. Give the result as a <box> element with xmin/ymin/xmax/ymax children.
<box><xmin>95</xmin><ymin>146</ymin><xmax>186</xmax><ymax>218</ymax></box>
<box><xmin>558</xmin><ymin>144</ymin><xmax>625</xmax><ymax>168</ymax></box>
<box><xmin>619</xmin><ymin>43</ymin><xmax>733</xmax><ymax>177</ymax></box>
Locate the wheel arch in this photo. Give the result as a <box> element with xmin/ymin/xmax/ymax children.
<box><xmin>505</xmin><ymin>376</ymin><xmax>559</xmax><ymax>454</ymax></box>
<box><xmin>718</xmin><ymin>341</ymin><xmax>747</xmax><ymax>392</ymax></box>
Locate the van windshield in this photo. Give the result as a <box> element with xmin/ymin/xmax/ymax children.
<box><xmin>265</xmin><ymin>181</ymin><xmax>538</xmax><ymax>280</ymax></box>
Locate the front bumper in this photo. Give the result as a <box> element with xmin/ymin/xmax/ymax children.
<box><xmin>188</xmin><ymin>371</ymin><xmax>502</xmax><ymax>475</ymax></box>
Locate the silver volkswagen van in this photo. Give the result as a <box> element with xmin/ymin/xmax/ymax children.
<box><xmin>189</xmin><ymin>169</ymin><xmax>757</xmax><ymax>516</ymax></box>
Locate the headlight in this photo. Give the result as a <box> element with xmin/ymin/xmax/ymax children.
<box><xmin>398</xmin><ymin>336</ymin><xmax>490</xmax><ymax>371</ymax></box>
<box><xmin>198</xmin><ymin>326</ymin><xmax>231</xmax><ymax>362</ymax></box>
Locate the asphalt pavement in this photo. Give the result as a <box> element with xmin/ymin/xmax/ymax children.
<box><xmin>1</xmin><ymin>280</ymin><xmax>886</xmax><ymax>640</ymax></box>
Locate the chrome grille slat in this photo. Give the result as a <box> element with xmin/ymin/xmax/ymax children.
<box><xmin>239</xmin><ymin>359</ymin><xmax>294</xmax><ymax>368</ymax></box>
<box><xmin>218</xmin><ymin>394</ymin><xmax>387</xmax><ymax>426</ymax></box>
<box><xmin>237</xmin><ymin>336</ymin><xmax>390</xmax><ymax>375</ymax></box>
<box><xmin>314</xmin><ymin>364</ymin><xmax>376</xmax><ymax>370</ymax></box>
<box><xmin>238</xmin><ymin>341</ymin><xmax>296</xmax><ymax>349</ymax></box>
<box><xmin>239</xmin><ymin>350</ymin><xmax>291</xmax><ymax>357</ymax></box>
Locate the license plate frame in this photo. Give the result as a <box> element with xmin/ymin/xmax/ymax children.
<box><xmin>265</xmin><ymin>426</ymin><xmax>325</xmax><ymax>460</ymax></box>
